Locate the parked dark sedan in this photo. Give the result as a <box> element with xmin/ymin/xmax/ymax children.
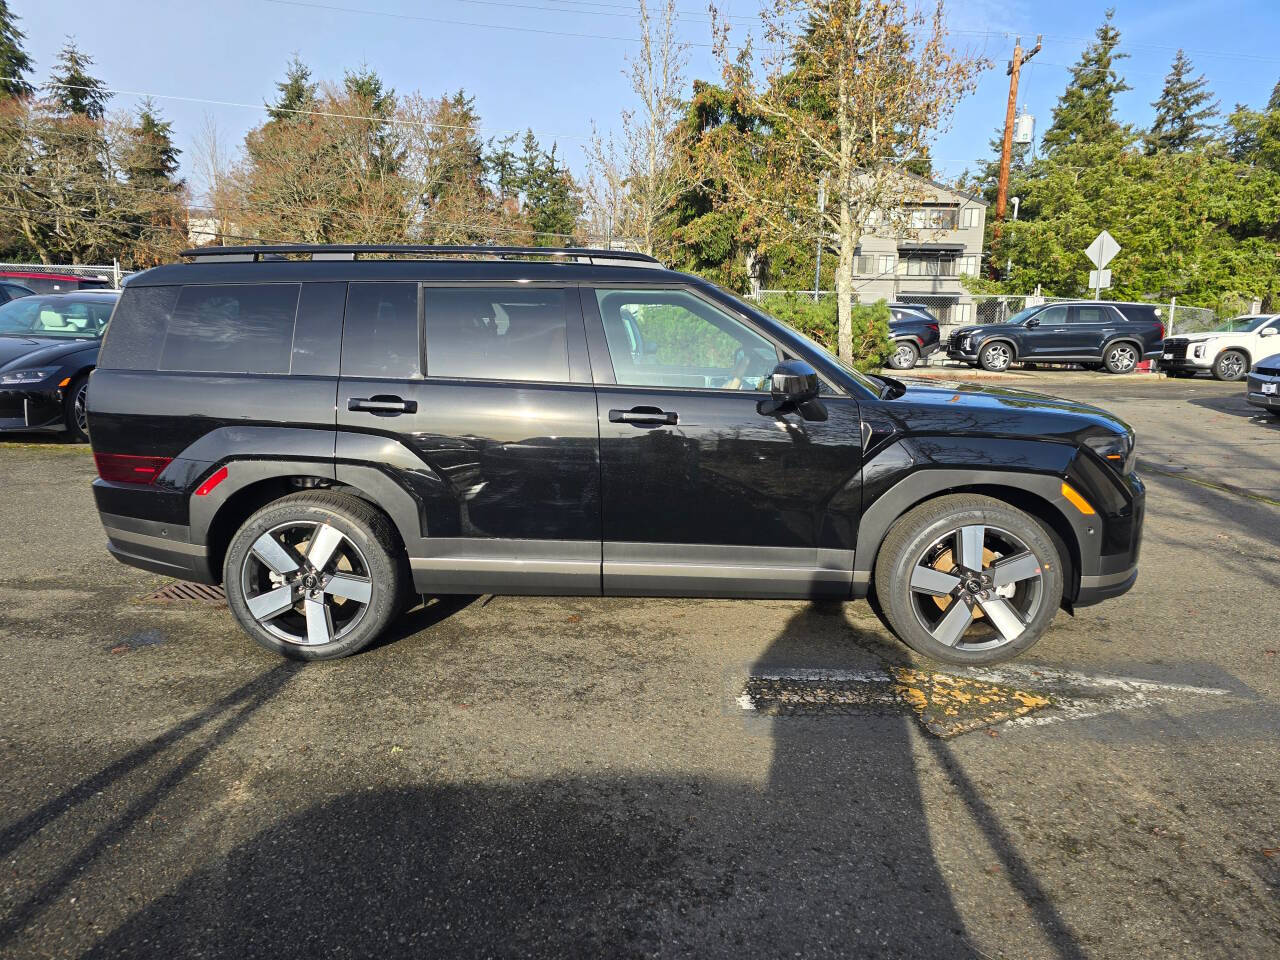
<box><xmin>1245</xmin><ymin>352</ymin><xmax>1280</xmax><ymax>419</ymax></box>
<box><xmin>885</xmin><ymin>305</ymin><xmax>941</xmax><ymax>370</ymax></box>
<box><xmin>0</xmin><ymin>290</ymin><xmax>117</xmax><ymax>442</ymax></box>
<box><xmin>947</xmin><ymin>300</ymin><xmax>1165</xmax><ymax>374</ymax></box>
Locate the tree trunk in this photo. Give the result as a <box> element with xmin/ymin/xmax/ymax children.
<box><xmin>835</xmin><ymin>63</ymin><xmax>854</xmax><ymax>364</ymax></box>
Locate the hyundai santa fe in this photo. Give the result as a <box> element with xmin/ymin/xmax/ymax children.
<box><xmin>88</xmin><ymin>245</ymin><xmax>1145</xmax><ymax>664</ymax></box>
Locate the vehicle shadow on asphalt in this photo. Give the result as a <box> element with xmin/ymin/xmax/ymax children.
<box><xmin>1186</xmin><ymin>393</ymin><xmax>1280</xmax><ymax>427</ymax></box>
<box><xmin>43</xmin><ymin>606</ymin><xmax>1085</xmax><ymax>960</ymax></box>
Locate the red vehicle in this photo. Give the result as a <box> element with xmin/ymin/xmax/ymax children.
<box><xmin>0</xmin><ymin>271</ymin><xmax>113</xmax><ymax>295</ymax></box>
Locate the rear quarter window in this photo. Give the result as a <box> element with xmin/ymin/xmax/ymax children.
<box><xmin>1116</xmin><ymin>304</ymin><xmax>1159</xmax><ymax>323</ymax></box>
<box><xmin>98</xmin><ymin>283</ymin><xmax>301</xmax><ymax>374</ymax></box>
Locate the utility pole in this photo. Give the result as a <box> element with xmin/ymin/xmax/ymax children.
<box><xmin>994</xmin><ymin>35</ymin><xmax>1041</xmax><ymax>244</ymax></box>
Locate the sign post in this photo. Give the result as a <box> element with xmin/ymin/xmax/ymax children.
<box><xmin>1085</xmin><ymin>231</ymin><xmax>1120</xmax><ymax>299</ymax></box>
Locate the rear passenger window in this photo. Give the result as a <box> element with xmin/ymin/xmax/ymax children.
<box><xmin>159</xmin><ymin>284</ymin><xmax>300</xmax><ymax>374</ymax></box>
<box><xmin>341</xmin><ymin>282</ymin><xmax>421</xmax><ymax>379</ymax></box>
<box><xmin>1073</xmin><ymin>307</ymin><xmax>1110</xmax><ymax>324</ymax></box>
<box><xmin>425</xmin><ymin>287</ymin><xmax>570</xmax><ymax>382</ymax></box>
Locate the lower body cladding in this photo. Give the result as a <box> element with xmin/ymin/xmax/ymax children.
<box><xmin>1245</xmin><ymin>370</ymin><xmax>1280</xmax><ymax>413</ymax></box>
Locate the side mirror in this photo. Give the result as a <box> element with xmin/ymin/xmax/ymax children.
<box><xmin>770</xmin><ymin>359</ymin><xmax>820</xmax><ymax>403</ymax></box>
<box><xmin>1025</xmin><ymin>317</ymin><xmax>1040</xmax><ymax>328</ymax></box>
<box><xmin>759</xmin><ymin>360</ymin><xmax>827</xmax><ymax>421</ymax></box>
<box><xmin>1261</xmin><ymin>327</ymin><xmax>1277</xmax><ymax>337</ymax></box>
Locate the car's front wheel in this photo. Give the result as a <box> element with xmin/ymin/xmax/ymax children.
<box><xmin>1212</xmin><ymin>349</ymin><xmax>1248</xmax><ymax>382</ymax></box>
<box><xmin>63</xmin><ymin>373</ymin><xmax>90</xmax><ymax>443</ymax></box>
<box><xmin>978</xmin><ymin>342</ymin><xmax>1013</xmax><ymax>372</ymax></box>
<box><xmin>223</xmin><ymin>491</ymin><xmax>409</xmax><ymax>660</ymax></box>
<box><xmin>873</xmin><ymin>494</ymin><xmax>1064</xmax><ymax>665</ymax></box>
<box><xmin>1103</xmin><ymin>342</ymin><xmax>1140</xmax><ymax>374</ymax></box>
<box><xmin>887</xmin><ymin>340</ymin><xmax>919</xmax><ymax>371</ymax></box>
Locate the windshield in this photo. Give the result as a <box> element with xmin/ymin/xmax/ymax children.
<box><xmin>1005</xmin><ymin>306</ymin><xmax>1042</xmax><ymax>326</ymax></box>
<box><xmin>1211</xmin><ymin>315</ymin><xmax>1272</xmax><ymax>333</ymax></box>
<box><xmin>0</xmin><ymin>295</ymin><xmax>114</xmax><ymax>338</ymax></box>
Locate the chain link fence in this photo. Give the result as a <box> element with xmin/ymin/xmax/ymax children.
<box><xmin>0</xmin><ymin>262</ymin><xmax>125</xmax><ymax>289</ymax></box>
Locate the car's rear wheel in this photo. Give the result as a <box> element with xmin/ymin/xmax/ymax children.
<box><xmin>978</xmin><ymin>342</ymin><xmax>1013</xmax><ymax>372</ymax></box>
<box><xmin>223</xmin><ymin>491</ymin><xmax>409</xmax><ymax>660</ymax></box>
<box><xmin>873</xmin><ymin>494</ymin><xmax>1064</xmax><ymax>665</ymax></box>
<box><xmin>63</xmin><ymin>373</ymin><xmax>90</xmax><ymax>443</ymax></box>
<box><xmin>1103</xmin><ymin>342</ymin><xmax>1139</xmax><ymax>374</ymax></box>
<box><xmin>1212</xmin><ymin>349</ymin><xmax>1248</xmax><ymax>382</ymax></box>
<box><xmin>887</xmin><ymin>340</ymin><xmax>919</xmax><ymax>371</ymax></box>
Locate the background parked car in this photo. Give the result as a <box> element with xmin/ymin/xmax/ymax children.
<box><xmin>1245</xmin><ymin>352</ymin><xmax>1280</xmax><ymax>419</ymax></box>
<box><xmin>0</xmin><ymin>271</ymin><xmax>113</xmax><ymax>295</ymax></box>
<box><xmin>0</xmin><ymin>290</ymin><xmax>118</xmax><ymax>442</ymax></box>
<box><xmin>947</xmin><ymin>300</ymin><xmax>1165</xmax><ymax>374</ymax></box>
<box><xmin>885</xmin><ymin>305</ymin><xmax>941</xmax><ymax>370</ymax></box>
<box><xmin>0</xmin><ymin>281</ymin><xmax>35</xmax><ymax>304</ymax></box>
<box><xmin>1160</xmin><ymin>314</ymin><xmax>1280</xmax><ymax>381</ymax></box>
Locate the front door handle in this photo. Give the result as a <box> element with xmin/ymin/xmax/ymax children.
<box><xmin>609</xmin><ymin>406</ymin><xmax>677</xmax><ymax>426</ymax></box>
<box><xmin>348</xmin><ymin>396</ymin><xmax>417</xmax><ymax>415</ymax></box>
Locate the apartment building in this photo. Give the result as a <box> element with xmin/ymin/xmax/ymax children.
<box><xmin>852</xmin><ymin>171</ymin><xmax>988</xmax><ymax>330</ymax></box>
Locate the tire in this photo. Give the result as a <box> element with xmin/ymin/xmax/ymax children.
<box><xmin>1102</xmin><ymin>341</ymin><xmax>1140</xmax><ymax>374</ymax></box>
<box><xmin>873</xmin><ymin>494</ymin><xmax>1064</xmax><ymax>665</ymax></box>
<box><xmin>223</xmin><ymin>491</ymin><xmax>410</xmax><ymax>661</ymax></box>
<box><xmin>63</xmin><ymin>373</ymin><xmax>90</xmax><ymax>443</ymax></box>
<box><xmin>1211</xmin><ymin>349</ymin><xmax>1248</xmax><ymax>382</ymax></box>
<box><xmin>978</xmin><ymin>341</ymin><xmax>1013</xmax><ymax>372</ymax></box>
<box><xmin>887</xmin><ymin>340</ymin><xmax>919</xmax><ymax>371</ymax></box>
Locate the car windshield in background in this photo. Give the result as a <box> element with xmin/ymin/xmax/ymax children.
<box><xmin>1006</xmin><ymin>306</ymin><xmax>1042</xmax><ymax>325</ymax></box>
<box><xmin>0</xmin><ymin>295</ymin><xmax>114</xmax><ymax>338</ymax></box>
<box><xmin>1211</xmin><ymin>315</ymin><xmax>1271</xmax><ymax>333</ymax></box>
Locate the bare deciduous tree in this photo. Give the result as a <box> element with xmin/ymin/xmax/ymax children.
<box><xmin>713</xmin><ymin>0</ymin><xmax>987</xmax><ymax>361</ymax></box>
<box><xmin>586</xmin><ymin>0</ymin><xmax>689</xmax><ymax>254</ymax></box>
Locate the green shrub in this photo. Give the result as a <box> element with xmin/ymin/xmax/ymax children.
<box><xmin>758</xmin><ymin>293</ymin><xmax>895</xmax><ymax>373</ymax></box>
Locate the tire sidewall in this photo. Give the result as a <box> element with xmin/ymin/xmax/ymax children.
<box><xmin>223</xmin><ymin>497</ymin><xmax>402</xmax><ymax>661</ymax></box>
<box><xmin>877</xmin><ymin>499</ymin><xmax>1064</xmax><ymax>665</ymax></box>
<box><xmin>888</xmin><ymin>341</ymin><xmax>918</xmax><ymax>370</ymax></box>
<box><xmin>1213</xmin><ymin>350</ymin><xmax>1247</xmax><ymax>382</ymax></box>
<box><xmin>1104</xmin><ymin>342</ymin><xmax>1138</xmax><ymax>374</ymax></box>
<box><xmin>63</xmin><ymin>374</ymin><xmax>90</xmax><ymax>443</ymax></box>
<box><xmin>979</xmin><ymin>342</ymin><xmax>1011</xmax><ymax>372</ymax></box>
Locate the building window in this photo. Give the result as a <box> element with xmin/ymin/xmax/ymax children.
<box><xmin>959</xmin><ymin>207</ymin><xmax>979</xmax><ymax>230</ymax></box>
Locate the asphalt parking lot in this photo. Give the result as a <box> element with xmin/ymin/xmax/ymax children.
<box><xmin>1</xmin><ymin>372</ymin><xmax>1277</xmax><ymax>959</ymax></box>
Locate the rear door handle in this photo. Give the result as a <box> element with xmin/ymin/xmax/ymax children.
<box><xmin>609</xmin><ymin>406</ymin><xmax>678</xmax><ymax>426</ymax></box>
<box><xmin>348</xmin><ymin>396</ymin><xmax>417</xmax><ymax>415</ymax></box>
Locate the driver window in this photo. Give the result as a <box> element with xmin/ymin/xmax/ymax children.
<box><xmin>1036</xmin><ymin>306</ymin><xmax>1068</xmax><ymax>326</ymax></box>
<box><xmin>595</xmin><ymin>288</ymin><xmax>778</xmax><ymax>391</ymax></box>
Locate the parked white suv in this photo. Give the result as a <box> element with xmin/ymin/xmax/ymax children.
<box><xmin>1160</xmin><ymin>314</ymin><xmax>1280</xmax><ymax>381</ymax></box>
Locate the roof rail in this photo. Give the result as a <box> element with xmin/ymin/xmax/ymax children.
<box><xmin>179</xmin><ymin>244</ymin><xmax>663</xmax><ymax>268</ymax></box>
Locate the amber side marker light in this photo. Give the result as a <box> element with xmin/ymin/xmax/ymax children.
<box><xmin>58</xmin><ymin>377</ymin><xmax>71</xmax><ymax>388</ymax></box>
<box><xmin>1061</xmin><ymin>481</ymin><xmax>1096</xmax><ymax>515</ymax></box>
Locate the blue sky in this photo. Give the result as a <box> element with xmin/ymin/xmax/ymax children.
<box><xmin>14</xmin><ymin>0</ymin><xmax>1280</xmax><ymax>200</ymax></box>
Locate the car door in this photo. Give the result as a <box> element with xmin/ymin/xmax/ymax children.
<box><xmin>583</xmin><ymin>285</ymin><xmax>865</xmax><ymax>599</ymax></box>
<box><xmin>1021</xmin><ymin>304</ymin><xmax>1070</xmax><ymax>358</ymax></box>
<box><xmin>1068</xmin><ymin>304</ymin><xmax>1118</xmax><ymax>360</ymax></box>
<box><xmin>335</xmin><ymin>280</ymin><xmax>602</xmax><ymax>596</ymax></box>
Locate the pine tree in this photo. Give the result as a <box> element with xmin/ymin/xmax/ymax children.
<box><xmin>0</xmin><ymin>1</ymin><xmax>34</xmax><ymax>99</ymax></box>
<box><xmin>1268</xmin><ymin>78</ymin><xmax>1280</xmax><ymax>114</ymax></box>
<box><xmin>45</xmin><ymin>38</ymin><xmax>109</xmax><ymax>119</ymax></box>
<box><xmin>124</xmin><ymin>98</ymin><xmax>182</xmax><ymax>189</ymax></box>
<box><xmin>485</xmin><ymin>133</ymin><xmax>520</xmax><ymax>205</ymax></box>
<box><xmin>267</xmin><ymin>55</ymin><xmax>317</xmax><ymax>121</ymax></box>
<box><xmin>1146</xmin><ymin>50</ymin><xmax>1218</xmax><ymax>153</ymax></box>
<box><xmin>1042</xmin><ymin>9</ymin><xmax>1130</xmax><ymax>151</ymax></box>
<box><xmin>517</xmin><ymin>131</ymin><xmax>580</xmax><ymax>246</ymax></box>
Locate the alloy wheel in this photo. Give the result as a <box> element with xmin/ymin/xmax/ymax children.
<box><xmin>907</xmin><ymin>524</ymin><xmax>1044</xmax><ymax>652</ymax></box>
<box><xmin>239</xmin><ymin>520</ymin><xmax>373</xmax><ymax>647</ymax></box>
<box><xmin>892</xmin><ymin>344</ymin><xmax>916</xmax><ymax>369</ymax></box>
<box><xmin>73</xmin><ymin>382</ymin><xmax>89</xmax><ymax>435</ymax></box>
<box><xmin>983</xmin><ymin>344</ymin><xmax>1011</xmax><ymax>370</ymax></box>
<box><xmin>1109</xmin><ymin>345</ymin><xmax>1137</xmax><ymax>372</ymax></box>
<box><xmin>1219</xmin><ymin>353</ymin><xmax>1245</xmax><ymax>380</ymax></box>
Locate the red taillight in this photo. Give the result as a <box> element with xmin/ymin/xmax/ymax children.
<box><xmin>1157</xmin><ymin>322</ymin><xmax>1165</xmax><ymax>340</ymax></box>
<box><xmin>94</xmin><ymin>453</ymin><xmax>173</xmax><ymax>485</ymax></box>
<box><xmin>194</xmin><ymin>465</ymin><xmax>229</xmax><ymax>497</ymax></box>
<box><xmin>927</xmin><ymin>323</ymin><xmax>939</xmax><ymax>332</ymax></box>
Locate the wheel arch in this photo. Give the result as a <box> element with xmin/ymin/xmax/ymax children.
<box><xmin>854</xmin><ymin>469</ymin><xmax>1085</xmax><ymax>605</ymax></box>
<box><xmin>1214</xmin><ymin>344</ymin><xmax>1252</xmax><ymax>369</ymax></box>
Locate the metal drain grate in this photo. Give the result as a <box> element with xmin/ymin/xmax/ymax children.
<box><xmin>140</xmin><ymin>581</ymin><xmax>227</xmax><ymax>605</ymax></box>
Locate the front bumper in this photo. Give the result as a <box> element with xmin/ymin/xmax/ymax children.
<box><xmin>1246</xmin><ymin>369</ymin><xmax>1280</xmax><ymax>411</ymax></box>
<box><xmin>0</xmin><ymin>388</ymin><xmax>65</xmax><ymax>432</ymax></box>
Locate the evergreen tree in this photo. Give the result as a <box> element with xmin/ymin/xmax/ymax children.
<box><xmin>267</xmin><ymin>55</ymin><xmax>317</xmax><ymax>121</ymax></box>
<box><xmin>1267</xmin><ymin>78</ymin><xmax>1280</xmax><ymax>114</ymax></box>
<box><xmin>124</xmin><ymin>98</ymin><xmax>182</xmax><ymax>189</ymax></box>
<box><xmin>1146</xmin><ymin>50</ymin><xmax>1218</xmax><ymax>153</ymax></box>
<box><xmin>1042</xmin><ymin>9</ymin><xmax>1130</xmax><ymax>151</ymax></box>
<box><xmin>0</xmin><ymin>0</ymin><xmax>34</xmax><ymax>99</ymax></box>
<box><xmin>517</xmin><ymin>130</ymin><xmax>580</xmax><ymax>246</ymax></box>
<box><xmin>45</xmin><ymin>38</ymin><xmax>109</xmax><ymax>119</ymax></box>
<box><xmin>485</xmin><ymin>133</ymin><xmax>520</xmax><ymax>205</ymax></box>
<box><xmin>342</xmin><ymin>66</ymin><xmax>401</xmax><ymax>175</ymax></box>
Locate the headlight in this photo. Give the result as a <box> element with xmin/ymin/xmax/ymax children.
<box><xmin>1084</xmin><ymin>433</ymin><xmax>1136</xmax><ymax>474</ymax></box>
<box><xmin>0</xmin><ymin>368</ymin><xmax>57</xmax><ymax>385</ymax></box>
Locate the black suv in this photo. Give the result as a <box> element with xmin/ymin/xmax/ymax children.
<box><xmin>947</xmin><ymin>301</ymin><xmax>1165</xmax><ymax>373</ymax></box>
<box><xmin>89</xmin><ymin>245</ymin><xmax>1145</xmax><ymax>664</ymax></box>
<box><xmin>885</xmin><ymin>306</ymin><xmax>941</xmax><ymax>370</ymax></box>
